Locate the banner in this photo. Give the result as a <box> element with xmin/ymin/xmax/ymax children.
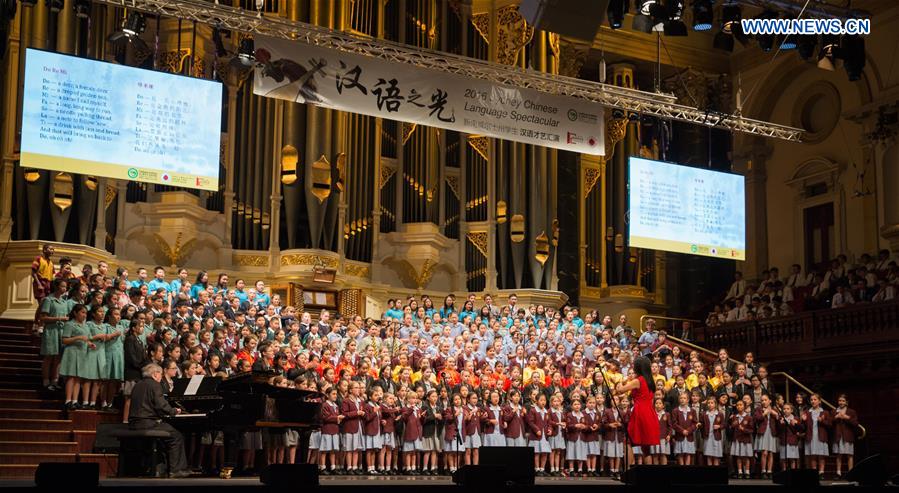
<box><xmin>253</xmin><ymin>36</ymin><xmax>604</xmax><ymax>155</ymax></box>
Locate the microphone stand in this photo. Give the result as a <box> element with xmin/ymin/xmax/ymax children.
<box><xmin>595</xmin><ymin>363</ymin><xmax>631</xmax><ymax>482</ymax></box>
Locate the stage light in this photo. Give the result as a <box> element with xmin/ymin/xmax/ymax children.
<box><xmin>607</xmin><ymin>0</ymin><xmax>626</xmax><ymax>29</ymax></box>
<box><xmin>633</xmin><ymin>0</ymin><xmax>665</xmax><ymax>33</ymax></box>
<box><xmin>713</xmin><ymin>2</ymin><xmax>746</xmax><ymax>52</ymax></box>
<box><xmin>818</xmin><ymin>34</ymin><xmax>839</xmax><ymax>71</ymax></box>
<box><xmin>664</xmin><ymin>0</ymin><xmax>687</xmax><ymax>36</ymax></box>
<box><xmin>73</xmin><ymin>0</ymin><xmax>90</xmax><ymax>18</ymax></box>
<box><xmin>779</xmin><ymin>34</ymin><xmax>797</xmax><ymax>50</ymax></box>
<box><xmin>233</xmin><ymin>37</ymin><xmax>255</xmax><ymax>68</ymax></box>
<box><xmin>841</xmin><ymin>34</ymin><xmax>865</xmax><ymax>81</ymax></box>
<box><xmin>797</xmin><ymin>34</ymin><xmax>817</xmax><ymax>60</ymax></box>
<box><xmin>107</xmin><ymin>12</ymin><xmax>148</xmax><ymax>52</ymax></box>
<box><xmin>692</xmin><ymin>0</ymin><xmax>713</xmax><ymax>31</ymax></box>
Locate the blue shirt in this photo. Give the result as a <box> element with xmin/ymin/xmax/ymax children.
<box><xmin>384</xmin><ymin>308</ymin><xmax>404</xmax><ymax>320</ymax></box>
<box><xmin>637</xmin><ymin>330</ymin><xmax>658</xmax><ymax>355</ymax></box>
<box><xmin>256</xmin><ymin>292</ymin><xmax>271</xmax><ymax>308</ymax></box>
<box><xmin>147</xmin><ymin>278</ymin><xmax>170</xmax><ymax>295</ymax></box>
<box><xmin>189</xmin><ymin>284</ymin><xmax>206</xmax><ymax>300</ymax></box>
<box><xmin>234</xmin><ymin>289</ymin><xmax>248</xmax><ymax>304</ymax></box>
<box><xmin>169</xmin><ymin>278</ymin><xmax>185</xmax><ymax>295</ymax></box>
<box><xmin>130</xmin><ymin>279</ymin><xmax>147</xmax><ymax>289</ymax></box>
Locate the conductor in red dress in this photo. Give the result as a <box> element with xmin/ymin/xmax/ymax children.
<box><xmin>614</xmin><ymin>356</ymin><xmax>660</xmax><ymax>450</ymax></box>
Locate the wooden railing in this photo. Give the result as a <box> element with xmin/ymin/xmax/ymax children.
<box><xmin>694</xmin><ymin>300</ymin><xmax>899</xmax><ymax>362</ymax></box>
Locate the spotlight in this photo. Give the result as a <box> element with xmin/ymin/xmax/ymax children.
<box><xmin>797</xmin><ymin>34</ymin><xmax>818</xmax><ymax>60</ymax></box>
<box><xmin>73</xmin><ymin>0</ymin><xmax>90</xmax><ymax>18</ymax></box>
<box><xmin>691</xmin><ymin>0</ymin><xmax>713</xmax><ymax>31</ymax></box>
<box><xmin>664</xmin><ymin>0</ymin><xmax>687</xmax><ymax>36</ymax></box>
<box><xmin>633</xmin><ymin>0</ymin><xmax>666</xmax><ymax>33</ymax></box>
<box><xmin>607</xmin><ymin>0</ymin><xmax>626</xmax><ymax>29</ymax></box>
<box><xmin>818</xmin><ymin>34</ymin><xmax>839</xmax><ymax>71</ymax></box>
<box><xmin>45</xmin><ymin>0</ymin><xmax>62</xmax><ymax>12</ymax></box>
<box><xmin>841</xmin><ymin>34</ymin><xmax>865</xmax><ymax>81</ymax></box>
<box><xmin>231</xmin><ymin>37</ymin><xmax>255</xmax><ymax>69</ymax></box>
<box><xmin>779</xmin><ymin>32</ymin><xmax>797</xmax><ymax>50</ymax></box>
<box><xmin>714</xmin><ymin>2</ymin><xmax>747</xmax><ymax>51</ymax></box>
<box><xmin>753</xmin><ymin>10</ymin><xmax>777</xmax><ymax>53</ymax></box>
<box><xmin>107</xmin><ymin>12</ymin><xmax>148</xmax><ymax>52</ymax></box>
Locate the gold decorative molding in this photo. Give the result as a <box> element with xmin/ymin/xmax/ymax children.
<box><xmin>466</xmin><ymin>231</ymin><xmax>488</xmax><ymax>257</ymax></box>
<box><xmin>154</xmin><ymin>232</ymin><xmax>197</xmax><ymax>267</ymax></box>
<box><xmin>104</xmin><ymin>185</ymin><xmax>117</xmax><ymax>210</ymax></box>
<box><xmin>192</xmin><ymin>57</ymin><xmax>207</xmax><ymax>79</ymax></box>
<box><xmin>344</xmin><ymin>263</ymin><xmax>371</xmax><ymax>278</ymax></box>
<box><xmin>159</xmin><ymin>49</ymin><xmax>191</xmax><ymax>74</ymax></box>
<box><xmin>471</xmin><ymin>5</ymin><xmax>533</xmax><ymax>65</ymax></box>
<box><xmin>52</xmin><ymin>173</ymin><xmax>74</xmax><ymax>211</ymax></box>
<box><xmin>548</xmin><ymin>33</ymin><xmax>560</xmax><ymax>58</ymax></box>
<box><xmin>406</xmin><ymin>258</ymin><xmax>436</xmax><ymax>290</ymax></box>
<box><xmin>445</xmin><ymin>175</ymin><xmax>460</xmax><ymax>199</ymax></box>
<box><xmin>380</xmin><ymin>165</ymin><xmax>396</xmax><ymax>189</ymax></box>
<box><xmin>402</xmin><ymin>122</ymin><xmax>418</xmax><ymax>144</ymax></box>
<box><xmin>467</xmin><ymin>135</ymin><xmax>489</xmax><ymax>161</ymax></box>
<box><xmin>584</xmin><ymin>167</ymin><xmax>601</xmax><ymax>198</ymax></box>
<box><xmin>557</xmin><ymin>38</ymin><xmax>590</xmax><ymax>78</ymax></box>
<box><xmin>234</xmin><ymin>254</ymin><xmax>269</xmax><ymax>267</ymax></box>
<box><xmin>465</xmin><ymin>194</ymin><xmax>487</xmax><ymax>210</ymax></box>
<box><xmin>280</xmin><ymin>253</ymin><xmax>338</xmax><ymax>268</ymax></box>
<box><xmin>601</xmin><ymin>285</ymin><xmax>650</xmax><ymax>298</ymax></box>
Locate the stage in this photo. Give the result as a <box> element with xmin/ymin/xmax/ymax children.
<box><xmin>0</xmin><ymin>475</ymin><xmax>883</xmax><ymax>491</ymax></box>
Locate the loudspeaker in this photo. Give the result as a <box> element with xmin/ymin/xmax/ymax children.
<box><xmin>94</xmin><ymin>423</ymin><xmax>128</xmax><ymax>452</ymax></box>
<box><xmin>624</xmin><ymin>465</ymin><xmax>729</xmax><ymax>486</ymax></box>
<box><xmin>518</xmin><ymin>0</ymin><xmax>611</xmax><ymax>42</ymax></box>
<box><xmin>35</xmin><ymin>462</ymin><xmax>99</xmax><ymax>488</ymax></box>
<box><xmin>260</xmin><ymin>464</ymin><xmax>318</xmax><ymax>487</ymax></box>
<box><xmin>452</xmin><ymin>465</ymin><xmax>506</xmax><ymax>488</ymax></box>
<box><xmin>480</xmin><ymin>446</ymin><xmax>535</xmax><ymax>487</ymax></box>
<box><xmin>773</xmin><ymin>468</ymin><xmax>819</xmax><ymax>487</ymax></box>
<box><xmin>847</xmin><ymin>454</ymin><xmax>888</xmax><ymax>486</ymax></box>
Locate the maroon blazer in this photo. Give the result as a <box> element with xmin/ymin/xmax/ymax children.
<box><xmin>802</xmin><ymin>409</ymin><xmax>831</xmax><ymax>443</ymax></box>
<box><xmin>525</xmin><ymin>407</ymin><xmax>548</xmax><ymax>440</ymax></box>
<box><xmin>601</xmin><ymin>408</ymin><xmax>626</xmax><ymax>443</ymax></box>
<box><xmin>700</xmin><ymin>411</ymin><xmax>724</xmax><ymax>441</ymax></box>
<box><xmin>582</xmin><ymin>410</ymin><xmax>600</xmax><ymax>442</ymax></box>
<box><xmin>546</xmin><ymin>409</ymin><xmax>565</xmax><ymax>438</ymax></box>
<box><xmin>482</xmin><ymin>406</ymin><xmax>503</xmax><ymax>435</ymax></box>
<box><xmin>463</xmin><ymin>404</ymin><xmax>481</xmax><ymax>437</ymax></box>
<box><xmin>730</xmin><ymin>413</ymin><xmax>753</xmax><ymax>444</ymax></box>
<box><xmin>362</xmin><ymin>401</ymin><xmax>382</xmax><ymax>436</ymax></box>
<box><xmin>832</xmin><ymin>408</ymin><xmax>858</xmax><ymax>444</ymax></box>
<box><xmin>380</xmin><ymin>406</ymin><xmax>398</xmax><ymax>434</ymax></box>
<box><xmin>779</xmin><ymin>416</ymin><xmax>802</xmax><ymax>446</ymax></box>
<box><xmin>657</xmin><ymin>411</ymin><xmax>671</xmax><ymax>440</ymax></box>
<box><xmin>402</xmin><ymin>406</ymin><xmax>423</xmax><ymax>442</ymax></box>
<box><xmin>753</xmin><ymin>408</ymin><xmax>779</xmax><ymax>436</ymax></box>
<box><xmin>339</xmin><ymin>398</ymin><xmax>364</xmax><ymax>434</ymax></box>
<box><xmin>502</xmin><ymin>405</ymin><xmax>526</xmax><ymax>439</ymax></box>
<box><xmin>444</xmin><ymin>406</ymin><xmax>462</xmax><ymax>442</ymax></box>
<box><xmin>670</xmin><ymin>407</ymin><xmax>698</xmax><ymax>442</ymax></box>
<box><xmin>320</xmin><ymin>400</ymin><xmax>341</xmax><ymax>435</ymax></box>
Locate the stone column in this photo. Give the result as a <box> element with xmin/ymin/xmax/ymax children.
<box><xmin>732</xmin><ymin>138</ymin><xmax>773</xmax><ymax>276</ymax></box>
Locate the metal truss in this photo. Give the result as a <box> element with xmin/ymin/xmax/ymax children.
<box><xmin>96</xmin><ymin>0</ymin><xmax>804</xmax><ymax>142</ymax></box>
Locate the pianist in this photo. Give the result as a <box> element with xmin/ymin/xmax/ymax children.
<box><xmin>129</xmin><ymin>363</ymin><xmax>191</xmax><ymax>478</ymax></box>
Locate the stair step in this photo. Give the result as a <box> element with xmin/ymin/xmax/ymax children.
<box><xmin>0</xmin><ymin>352</ymin><xmax>41</xmax><ymax>361</ymax></box>
<box><xmin>0</xmin><ymin>464</ymin><xmax>39</xmax><ymax>479</ymax></box>
<box><xmin>0</xmin><ymin>345</ymin><xmax>40</xmax><ymax>353</ymax></box>
<box><xmin>0</xmin><ymin>418</ymin><xmax>73</xmax><ymax>431</ymax></box>
<box><xmin>0</xmin><ymin>389</ymin><xmax>42</xmax><ymax>399</ymax></box>
<box><xmin>0</xmin><ymin>409</ymin><xmax>65</xmax><ymax>420</ymax></box>
<box><xmin>0</xmin><ymin>430</ymin><xmax>72</xmax><ymax>442</ymax></box>
<box><xmin>0</xmin><ymin>380</ymin><xmax>42</xmax><ymax>389</ymax></box>
<box><xmin>0</xmin><ymin>441</ymin><xmax>79</xmax><ymax>453</ymax></box>
<box><xmin>0</xmin><ymin>360</ymin><xmax>42</xmax><ymax>370</ymax></box>
<box><xmin>2</xmin><ymin>398</ymin><xmax>65</xmax><ymax>409</ymax></box>
<box><xmin>0</xmin><ymin>452</ymin><xmax>77</xmax><ymax>464</ymax></box>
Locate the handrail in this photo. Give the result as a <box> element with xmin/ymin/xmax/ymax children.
<box><xmin>638</xmin><ymin>314</ymin><xmax>701</xmax><ymax>336</ymax></box>
<box><xmin>772</xmin><ymin>371</ymin><xmax>866</xmax><ymax>439</ymax></box>
<box><xmin>667</xmin><ymin>334</ymin><xmax>743</xmax><ymax>366</ymax></box>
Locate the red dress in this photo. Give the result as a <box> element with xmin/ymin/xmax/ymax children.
<box><xmin>628</xmin><ymin>376</ymin><xmax>661</xmax><ymax>446</ymax></box>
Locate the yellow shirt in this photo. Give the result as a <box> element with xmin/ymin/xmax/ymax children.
<box><xmin>685</xmin><ymin>373</ymin><xmax>699</xmax><ymax>390</ymax></box>
<box><xmin>523</xmin><ymin>367</ymin><xmax>545</xmax><ymax>385</ymax></box>
<box><xmin>709</xmin><ymin>376</ymin><xmax>723</xmax><ymax>391</ymax></box>
<box><xmin>33</xmin><ymin>256</ymin><xmax>54</xmax><ymax>281</ymax></box>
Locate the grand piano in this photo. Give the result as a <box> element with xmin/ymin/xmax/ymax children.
<box><xmin>166</xmin><ymin>371</ymin><xmax>323</xmax><ymax>432</ymax></box>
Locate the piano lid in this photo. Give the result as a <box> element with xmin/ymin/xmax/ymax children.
<box><xmin>218</xmin><ymin>371</ymin><xmax>323</xmax><ymax>402</ymax></box>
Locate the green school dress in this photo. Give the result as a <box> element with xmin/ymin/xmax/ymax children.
<box><xmin>59</xmin><ymin>320</ymin><xmax>91</xmax><ymax>378</ymax></box>
<box><xmin>104</xmin><ymin>321</ymin><xmax>127</xmax><ymax>381</ymax></box>
<box><xmin>84</xmin><ymin>321</ymin><xmax>106</xmax><ymax>380</ymax></box>
<box><xmin>39</xmin><ymin>296</ymin><xmax>69</xmax><ymax>356</ymax></box>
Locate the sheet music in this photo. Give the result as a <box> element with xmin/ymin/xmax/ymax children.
<box><xmin>184</xmin><ymin>375</ymin><xmax>204</xmax><ymax>396</ymax></box>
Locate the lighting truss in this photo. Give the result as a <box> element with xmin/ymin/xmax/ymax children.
<box><xmin>95</xmin><ymin>0</ymin><xmax>803</xmax><ymax>142</ymax></box>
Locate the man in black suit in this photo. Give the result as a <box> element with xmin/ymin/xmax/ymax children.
<box><xmin>129</xmin><ymin>363</ymin><xmax>190</xmax><ymax>478</ymax></box>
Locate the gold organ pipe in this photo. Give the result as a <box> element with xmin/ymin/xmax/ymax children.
<box><xmin>261</xmin><ymin>98</ymin><xmax>274</xmax><ymax>250</ymax></box>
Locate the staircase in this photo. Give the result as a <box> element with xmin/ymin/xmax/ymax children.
<box><xmin>0</xmin><ymin>319</ymin><xmax>119</xmax><ymax>479</ymax></box>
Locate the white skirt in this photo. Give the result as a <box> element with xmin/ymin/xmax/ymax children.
<box><xmin>549</xmin><ymin>434</ymin><xmax>566</xmax><ymax>450</ymax></box>
<box><xmin>781</xmin><ymin>444</ymin><xmax>800</xmax><ymax>459</ymax></box>
<box><xmin>566</xmin><ymin>438</ymin><xmax>588</xmax><ymax>461</ymax></box>
<box><xmin>309</xmin><ymin>430</ymin><xmax>322</xmax><ymax>450</ymax></box>
<box><xmin>673</xmin><ymin>439</ymin><xmax>696</xmax><ymax>455</ymax></box>
<box><xmin>704</xmin><ymin>437</ymin><xmax>723</xmax><ymax>458</ymax></box>
<box><xmin>421</xmin><ymin>435</ymin><xmax>443</xmax><ymax>452</ymax></box>
<box><xmin>381</xmin><ymin>433</ymin><xmax>396</xmax><ymax>449</ymax></box>
<box><xmin>444</xmin><ymin>438</ymin><xmax>465</xmax><ymax>453</ymax></box>
<box><xmin>807</xmin><ymin>436</ymin><xmax>829</xmax><ymax>456</ymax></box>
<box><xmin>285</xmin><ymin>429</ymin><xmax>299</xmax><ymax>447</ymax></box>
<box><xmin>755</xmin><ymin>428</ymin><xmax>778</xmax><ymax>452</ymax></box>
<box><xmin>483</xmin><ymin>431</ymin><xmax>506</xmax><ymax>447</ymax></box>
<box><xmin>650</xmin><ymin>439</ymin><xmax>670</xmax><ymax>455</ymax></box>
<box><xmin>832</xmin><ymin>439</ymin><xmax>854</xmax><ymax>455</ymax></box>
<box><xmin>603</xmin><ymin>439</ymin><xmax>623</xmax><ymax>458</ymax></box>
<box><xmin>506</xmin><ymin>436</ymin><xmax>527</xmax><ymax>447</ymax></box>
<box><xmin>402</xmin><ymin>438</ymin><xmax>422</xmax><ymax>452</ymax></box>
<box><xmin>730</xmin><ymin>441</ymin><xmax>754</xmax><ymax>457</ymax></box>
<box><xmin>342</xmin><ymin>430</ymin><xmax>365</xmax><ymax>451</ymax></box>
<box><xmin>319</xmin><ymin>433</ymin><xmax>341</xmax><ymax>452</ymax></box>
<box><xmin>463</xmin><ymin>434</ymin><xmax>481</xmax><ymax>449</ymax></box>
<box><xmin>365</xmin><ymin>434</ymin><xmax>384</xmax><ymax>450</ymax></box>
<box><xmin>586</xmin><ymin>441</ymin><xmax>601</xmax><ymax>456</ymax></box>
<box><xmin>529</xmin><ymin>438</ymin><xmax>551</xmax><ymax>454</ymax></box>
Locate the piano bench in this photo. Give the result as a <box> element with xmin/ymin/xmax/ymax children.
<box><xmin>111</xmin><ymin>430</ymin><xmax>173</xmax><ymax>478</ymax></box>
